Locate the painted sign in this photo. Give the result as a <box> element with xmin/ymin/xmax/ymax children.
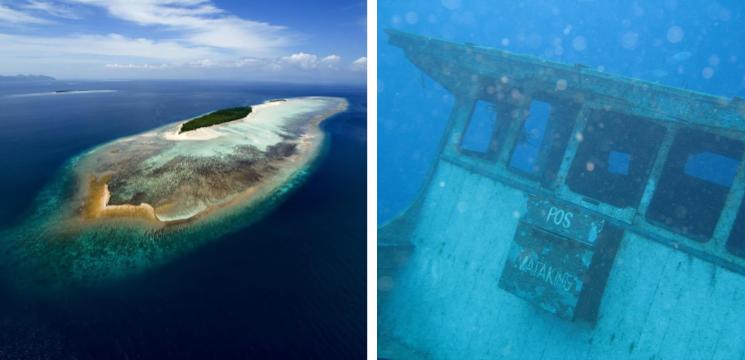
<box><xmin>498</xmin><ymin>197</ymin><xmax>621</xmax><ymax>322</ymax></box>
<box><xmin>523</xmin><ymin>198</ymin><xmax>605</xmax><ymax>245</ymax></box>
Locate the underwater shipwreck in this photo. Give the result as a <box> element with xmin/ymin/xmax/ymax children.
<box><xmin>379</xmin><ymin>30</ymin><xmax>745</xmax><ymax>359</ymax></box>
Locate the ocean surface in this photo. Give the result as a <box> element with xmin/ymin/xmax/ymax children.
<box><xmin>378</xmin><ymin>0</ymin><xmax>745</xmax><ymax>223</ymax></box>
<box><xmin>0</xmin><ymin>80</ymin><xmax>366</xmax><ymax>358</ymax></box>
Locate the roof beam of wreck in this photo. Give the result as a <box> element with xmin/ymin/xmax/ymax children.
<box><xmin>386</xmin><ymin>29</ymin><xmax>745</xmax><ymax>134</ymax></box>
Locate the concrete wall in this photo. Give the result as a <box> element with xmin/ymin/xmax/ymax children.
<box><xmin>379</xmin><ymin>159</ymin><xmax>745</xmax><ymax>359</ymax></box>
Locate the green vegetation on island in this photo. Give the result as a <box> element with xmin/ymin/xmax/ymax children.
<box><xmin>180</xmin><ymin>106</ymin><xmax>252</xmax><ymax>133</ymax></box>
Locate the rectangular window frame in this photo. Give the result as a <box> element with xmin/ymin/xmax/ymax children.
<box><xmin>646</xmin><ymin>129</ymin><xmax>745</xmax><ymax>242</ymax></box>
<box><xmin>457</xmin><ymin>100</ymin><xmax>512</xmax><ymax>161</ymax></box>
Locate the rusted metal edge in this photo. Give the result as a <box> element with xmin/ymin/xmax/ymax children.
<box><xmin>385</xmin><ymin>29</ymin><xmax>745</xmax><ymax>133</ymax></box>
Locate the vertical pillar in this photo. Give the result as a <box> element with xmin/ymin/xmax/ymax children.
<box><xmin>637</xmin><ymin>127</ymin><xmax>677</xmax><ymax>217</ymax></box>
<box><xmin>441</xmin><ymin>96</ymin><xmax>477</xmax><ymax>159</ymax></box>
<box><xmin>712</xmin><ymin>152</ymin><xmax>745</xmax><ymax>247</ymax></box>
<box><xmin>551</xmin><ymin>104</ymin><xmax>591</xmax><ymax>189</ymax></box>
<box><xmin>497</xmin><ymin>104</ymin><xmax>529</xmax><ymax>166</ymax></box>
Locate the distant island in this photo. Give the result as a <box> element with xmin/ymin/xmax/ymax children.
<box><xmin>180</xmin><ymin>106</ymin><xmax>253</xmax><ymax>133</ymax></box>
<box><xmin>7</xmin><ymin>89</ymin><xmax>118</xmax><ymax>98</ymax></box>
<box><xmin>0</xmin><ymin>74</ymin><xmax>55</xmax><ymax>82</ymax></box>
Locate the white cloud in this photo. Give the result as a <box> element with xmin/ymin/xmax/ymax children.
<box><xmin>280</xmin><ymin>52</ymin><xmax>319</xmax><ymax>70</ymax></box>
<box><xmin>0</xmin><ymin>32</ymin><xmax>219</xmax><ymax>62</ymax></box>
<box><xmin>0</xmin><ymin>4</ymin><xmax>50</xmax><ymax>24</ymax></box>
<box><xmin>67</xmin><ymin>0</ymin><xmax>292</xmax><ymax>54</ymax></box>
<box><xmin>321</xmin><ymin>54</ymin><xmax>341</xmax><ymax>69</ymax></box>
<box><xmin>102</xmin><ymin>52</ymin><xmax>363</xmax><ymax>76</ymax></box>
<box><xmin>230</xmin><ymin>57</ymin><xmax>280</xmax><ymax>71</ymax></box>
<box><xmin>279</xmin><ymin>53</ymin><xmax>345</xmax><ymax>70</ymax></box>
<box><xmin>105</xmin><ymin>63</ymin><xmax>170</xmax><ymax>69</ymax></box>
<box><xmin>22</xmin><ymin>1</ymin><xmax>79</xmax><ymax>19</ymax></box>
<box><xmin>351</xmin><ymin>56</ymin><xmax>367</xmax><ymax>71</ymax></box>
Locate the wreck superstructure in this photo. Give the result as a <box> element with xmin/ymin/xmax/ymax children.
<box><xmin>379</xmin><ymin>30</ymin><xmax>745</xmax><ymax>359</ymax></box>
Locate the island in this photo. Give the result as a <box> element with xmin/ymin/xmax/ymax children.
<box><xmin>76</xmin><ymin>96</ymin><xmax>347</xmax><ymax>224</ymax></box>
<box><xmin>4</xmin><ymin>96</ymin><xmax>348</xmax><ymax>285</ymax></box>
<box><xmin>179</xmin><ymin>106</ymin><xmax>252</xmax><ymax>133</ymax></box>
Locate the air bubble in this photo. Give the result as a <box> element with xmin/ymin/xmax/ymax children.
<box><xmin>405</xmin><ymin>11</ymin><xmax>418</xmax><ymax>24</ymax></box>
<box><xmin>572</xmin><ymin>36</ymin><xmax>587</xmax><ymax>51</ymax></box>
<box><xmin>441</xmin><ymin>0</ymin><xmax>461</xmax><ymax>10</ymax></box>
<box><xmin>702</xmin><ymin>67</ymin><xmax>714</xmax><ymax>79</ymax></box>
<box><xmin>666</xmin><ymin>26</ymin><xmax>684</xmax><ymax>43</ymax></box>
<box><xmin>621</xmin><ymin>32</ymin><xmax>639</xmax><ymax>49</ymax></box>
<box><xmin>556</xmin><ymin>79</ymin><xmax>568</xmax><ymax>91</ymax></box>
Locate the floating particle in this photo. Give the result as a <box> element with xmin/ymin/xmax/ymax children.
<box><xmin>632</xmin><ymin>2</ymin><xmax>645</xmax><ymax>16</ymax></box>
<box><xmin>556</xmin><ymin>79</ymin><xmax>568</xmax><ymax>91</ymax></box>
<box><xmin>666</xmin><ymin>26</ymin><xmax>684</xmax><ymax>43</ymax></box>
<box><xmin>586</xmin><ymin>162</ymin><xmax>595</xmax><ymax>172</ymax></box>
<box><xmin>708</xmin><ymin>55</ymin><xmax>720</xmax><ymax>66</ymax></box>
<box><xmin>378</xmin><ymin>276</ymin><xmax>394</xmax><ymax>291</ymax></box>
<box><xmin>405</xmin><ymin>11</ymin><xmax>418</xmax><ymax>24</ymax></box>
<box><xmin>572</xmin><ymin>36</ymin><xmax>587</xmax><ymax>51</ymax></box>
<box><xmin>441</xmin><ymin>0</ymin><xmax>461</xmax><ymax>10</ymax></box>
<box><xmin>501</xmin><ymin>38</ymin><xmax>510</xmax><ymax>46</ymax></box>
<box><xmin>621</xmin><ymin>32</ymin><xmax>639</xmax><ymax>50</ymax></box>
<box><xmin>671</xmin><ymin>51</ymin><xmax>692</xmax><ymax>62</ymax></box>
<box><xmin>702</xmin><ymin>67</ymin><xmax>714</xmax><ymax>79</ymax></box>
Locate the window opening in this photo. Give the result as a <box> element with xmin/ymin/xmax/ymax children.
<box><xmin>460</xmin><ymin>101</ymin><xmax>499</xmax><ymax>154</ymax></box>
<box><xmin>508</xmin><ymin>100</ymin><xmax>577</xmax><ymax>187</ymax></box>
<box><xmin>647</xmin><ymin>129</ymin><xmax>743</xmax><ymax>240</ymax></box>
<box><xmin>566</xmin><ymin>109</ymin><xmax>666</xmax><ymax>208</ymax></box>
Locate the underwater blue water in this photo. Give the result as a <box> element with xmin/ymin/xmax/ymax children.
<box><xmin>378</xmin><ymin>0</ymin><xmax>745</xmax><ymax>223</ymax></box>
<box><xmin>0</xmin><ymin>80</ymin><xmax>366</xmax><ymax>358</ymax></box>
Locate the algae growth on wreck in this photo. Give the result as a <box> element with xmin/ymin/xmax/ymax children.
<box><xmin>1</xmin><ymin>96</ymin><xmax>348</xmax><ymax>286</ymax></box>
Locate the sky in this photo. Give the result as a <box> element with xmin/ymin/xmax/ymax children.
<box><xmin>0</xmin><ymin>0</ymin><xmax>367</xmax><ymax>83</ymax></box>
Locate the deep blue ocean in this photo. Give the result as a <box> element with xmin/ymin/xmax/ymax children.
<box><xmin>378</xmin><ymin>0</ymin><xmax>745</xmax><ymax>223</ymax></box>
<box><xmin>0</xmin><ymin>81</ymin><xmax>366</xmax><ymax>358</ymax></box>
